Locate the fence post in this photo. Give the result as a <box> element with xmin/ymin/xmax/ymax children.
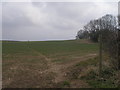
<box><xmin>99</xmin><ymin>34</ymin><xmax>102</xmax><ymax>77</ymax></box>
<box><xmin>118</xmin><ymin>2</ymin><xmax>120</xmax><ymax>70</ymax></box>
<box><xmin>118</xmin><ymin>30</ymin><xmax>120</xmax><ymax>70</ymax></box>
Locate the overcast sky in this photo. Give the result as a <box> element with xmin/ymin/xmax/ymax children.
<box><xmin>2</xmin><ymin>1</ymin><xmax>118</xmax><ymax>41</ymax></box>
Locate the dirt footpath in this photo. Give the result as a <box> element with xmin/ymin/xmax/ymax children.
<box><xmin>35</xmin><ymin>50</ymin><xmax>97</xmax><ymax>88</ymax></box>
<box><xmin>3</xmin><ymin>49</ymin><xmax>97</xmax><ymax>88</ymax></box>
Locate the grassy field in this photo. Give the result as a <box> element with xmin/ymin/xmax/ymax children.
<box><xmin>2</xmin><ymin>39</ymin><xmax>99</xmax><ymax>88</ymax></box>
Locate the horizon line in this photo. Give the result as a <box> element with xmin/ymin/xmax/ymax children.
<box><xmin>1</xmin><ymin>39</ymin><xmax>76</xmax><ymax>42</ymax></box>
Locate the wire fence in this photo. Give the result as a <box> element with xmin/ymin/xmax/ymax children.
<box><xmin>98</xmin><ymin>2</ymin><xmax>120</xmax><ymax>87</ymax></box>
<box><xmin>101</xmin><ymin>29</ymin><xmax>118</xmax><ymax>69</ymax></box>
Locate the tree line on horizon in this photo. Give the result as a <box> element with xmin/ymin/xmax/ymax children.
<box><xmin>76</xmin><ymin>14</ymin><xmax>120</xmax><ymax>70</ymax></box>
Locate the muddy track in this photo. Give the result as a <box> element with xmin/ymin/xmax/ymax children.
<box><xmin>32</xmin><ymin>49</ymin><xmax>97</xmax><ymax>86</ymax></box>
<box><xmin>3</xmin><ymin>48</ymin><xmax>97</xmax><ymax>88</ymax></box>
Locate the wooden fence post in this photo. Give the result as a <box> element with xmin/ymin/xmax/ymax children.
<box><xmin>99</xmin><ymin>34</ymin><xmax>102</xmax><ymax>77</ymax></box>
<box><xmin>118</xmin><ymin>2</ymin><xmax>120</xmax><ymax>70</ymax></box>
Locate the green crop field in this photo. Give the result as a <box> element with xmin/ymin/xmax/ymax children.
<box><xmin>2</xmin><ymin>39</ymin><xmax>99</xmax><ymax>88</ymax></box>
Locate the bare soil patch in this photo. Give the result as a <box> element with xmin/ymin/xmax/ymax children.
<box><xmin>3</xmin><ymin>49</ymin><xmax>97</xmax><ymax>88</ymax></box>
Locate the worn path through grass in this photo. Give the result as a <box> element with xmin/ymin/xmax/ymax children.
<box><xmin>31</xmin><ymin>48</ymin><xmax>98</xmax><ymax>88</ymax></box>
<box><xmin>2</xmin><ymin>40</ymin><xmax>98</xmax><ymax>88</ymax></box>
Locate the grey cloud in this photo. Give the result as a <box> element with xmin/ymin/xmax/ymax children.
<box><xmin>2</xmin><ymin>2</ymin><xmax>118</xmax><ymax>41</ymax></box>
<box><xmin>2</xmin><ymin>3</ymin><xmax>34</xmax><ymax>28</ymax></box>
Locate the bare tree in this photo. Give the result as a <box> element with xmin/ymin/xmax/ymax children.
<box><xmin>77</xmin><ymin>14</ymin><xmax>119</xmax><ymax>70</ymax></box>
